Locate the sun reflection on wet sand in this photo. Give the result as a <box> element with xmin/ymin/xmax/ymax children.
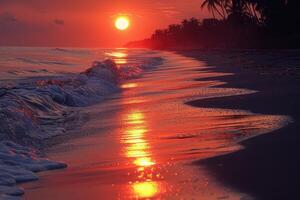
<box><xmin>121</xmin><ymin>110</ymin><xmax>163</xmax><ymax>199</ymax></box>
<box><xmin>132</xmin><ymin>181</ymin><xmax>158</xmax><ymax>199</ymax></box>
<box><xmin>21</xmin><ymin>51</ymin><xmax>286</xmax><ymax>200</ymax></box>
<box><xmin>134</xmin><ymin>157</ymin><xmax>155</xmax><ymax>167</ymax></box>
<box><xmin>121</xmin><ymin>83</ymin><xmax>138</xmax><ymax>89</ymax></box>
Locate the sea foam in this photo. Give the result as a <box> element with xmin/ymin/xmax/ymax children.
<box><xmin>0</xmin><ymin>57</ymin><xmax>163</xmax><ymax>199</ymax></box>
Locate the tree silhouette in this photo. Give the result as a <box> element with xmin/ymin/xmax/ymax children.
<box><xmin>201</xmin><ymin>0</ymin><xmax>226</xmax><ymax>19</ymax></box>
<box><xmin>125</xmin><ymin>0</ymin><xmax>300</xmax><ymax>49</ymax></box>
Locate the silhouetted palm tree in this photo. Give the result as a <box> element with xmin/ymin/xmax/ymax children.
<box><xmin>202</xmin><ymin>0</ymin><xmax>261</xmax><ymax>23</ymax></box>
<box><xmin>201</xmin><ymin>0</ymin><xmax>226</xmax><ymax>19</ymax></box>
<box><xmin>127</xmin><ymin>0</ymin><xmax>300</xmax><ymax>49</ymax></box>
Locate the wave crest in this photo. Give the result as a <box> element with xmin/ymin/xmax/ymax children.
<box><xmin>0</xmin><ymin>57</ymin><xmax>163</xmax><ymax>145</ymax></box>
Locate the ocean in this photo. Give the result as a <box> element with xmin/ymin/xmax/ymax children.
<box><xmin>0</xmin><ymin>47</ymin><xmax>291</xmax><ymax>199</ymax></box>
<box><xmin>0</xmin><ymin>47</ymin><xmax>163</xmax><ymax>199</ymax></box>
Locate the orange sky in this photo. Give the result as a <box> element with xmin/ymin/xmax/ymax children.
<box><xmin>0</xmin><ymin>0</ymin><xmax>209</xmax><ymax>47</ymax></box>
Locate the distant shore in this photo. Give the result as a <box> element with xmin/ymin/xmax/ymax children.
<box><xmin>181</xmin><ymin>49</ymin><xmax>300</xmax><ymax>200</ymax></box>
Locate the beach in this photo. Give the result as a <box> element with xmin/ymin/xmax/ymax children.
<box><xmin>11</xmin><ymin>49</ymin><xmax>292</xmax><ymax>199</ymax></box>
<box><xmin>181</xmin><ymin>50</ymin><xmax>300</xmax><ymax>200</ymax></box>
<box><xmin>1</xmin><ymin>0</ymin><xmax>300</xmax><ymax>199</ymax></box>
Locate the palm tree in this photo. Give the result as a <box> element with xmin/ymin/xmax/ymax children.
<box><xmin>201</xmin><ymin>0</ymin><xmax>226</xmax><ymax>19</ymax></box>
<box><xmin>202</xmin><ymin>0</ymin><xmax>262</xmax><ymax>24</ymax></box>
<box><xmin>219</xmin><ymin>0</ymin><xmax>231</xmax><ymax>19</ymax></box>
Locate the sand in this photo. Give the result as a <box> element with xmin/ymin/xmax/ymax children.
<box><xmin>18</xmin><ymin>50</ymin><xmax>293</xmax><ymax>200</ymax></box>
<box><xmin>180</xmin><ymin>49</ymin><xmax>300</xmax><ymax>200</ymax></box>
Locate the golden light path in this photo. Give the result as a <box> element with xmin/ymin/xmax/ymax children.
<box><xmin>105</xmin><ymin>51</ymin><xmax>128</xmax><ymax>65</ymax></box>
<box><xmin>121</xmin><ymin>109</ymin><xmax>161</xmax><ymax>199</ymax></box>
<box><xmin>132</xmin><ymin>181</ymin><xmax>159</xmax><ymax>199</ymax></box>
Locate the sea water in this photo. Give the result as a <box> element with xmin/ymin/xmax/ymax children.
<box><xmin>18</xmin><ymin>50</ymin><xmax>291</xmax><ymax>200</ymax></box>
<box><xmin>0</xmin><ymin>48</ymin><xmax>291</xmax><ymax>199</ymax></box>
<box><xmin>0</xmin><ymin>47</ymin><xmax>163</xmax><ymax>199</ymax></box>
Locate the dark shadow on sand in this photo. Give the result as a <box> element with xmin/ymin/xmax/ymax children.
<box><xmin>181</xmin><ymin>50</ymin><xmax>300</xmax><ymax>200</ymax></box>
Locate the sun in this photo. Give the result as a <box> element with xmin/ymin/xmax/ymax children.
<box><xmin>115</xmin><ymin>17</ymin><xmax>130</xmax><ymax>31</ymax></box>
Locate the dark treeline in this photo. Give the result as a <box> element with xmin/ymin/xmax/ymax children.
<box><xmin>126</xmin><ymin>0</ymin><xmax>300</xmax><ymax>49</ymax></box>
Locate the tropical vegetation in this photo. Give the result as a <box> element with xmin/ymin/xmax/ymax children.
<box><xmin>126</xmin><ymin>0</ymin><xmax>300</xmax><ymax>49</ymax></box>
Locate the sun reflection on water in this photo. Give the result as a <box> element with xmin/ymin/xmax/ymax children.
<box><xmin>106</xmin><ymin>51</ymin><xmax>128</xmax><ymax>65</ymax></box>
<box><xmin>134</xmin><ymin>157</ymin><xmax>155</xmax><ymax>167</ymax></box>
<box><xmin>121</xmin><ymin>83</ymin><xmax>138</xmax><ymax>89</ymax></box>
<box><xmin>122</xmin><ymin>110</ymin><xmax>163</xmax><ymax>198</ymax></box>
<box><xmin>132</xmin><ymin>181</ymin><xmax>159</xmax><ymax>199</ymax></box>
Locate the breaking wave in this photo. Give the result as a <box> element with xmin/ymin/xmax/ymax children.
<box><xmin>0</xmin><ymin>57</ymin><xmax>163</xmax><ymax>144</ymax></box>
<box><xmin>0</xmin><ymin>57</ymin><xmax>163</xmax><ymax>199</ymax></box>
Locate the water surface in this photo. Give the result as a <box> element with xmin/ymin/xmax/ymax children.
<box><xmin>22</xmin><ymin>50</ymin><xmax>288</xmax><ymax>199</ymax></box>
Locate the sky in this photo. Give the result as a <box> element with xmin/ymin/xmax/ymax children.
<box><xmin>0</xmin><ymin>0</ymin><xmax>210</xmax><ymax>47</ymax></box>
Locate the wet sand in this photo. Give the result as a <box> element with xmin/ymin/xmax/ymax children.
<box><xmin>181</xmin><ymin>50</ymin><xmax>300</xmax><ymax>200</ymax></box>
<box><xmin>22</xmin><ymin>51</ymin><xmax>290</xmax><ymax>199</ymax></box>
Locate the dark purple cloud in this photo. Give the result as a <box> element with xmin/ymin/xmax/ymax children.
<box><xmin>54</xmin><ymin>19</ymin><xmax>64</xmax><ymax>25</ymax></box>
<box><xmin>0</xmin><ymin>12</ymin><xmax>50</xmax><ymax>46</ymax></box>
<box><xmin>0</xmin><ymin>12</ymin><xmax>17</xmax><ymax>22</ymax></box>
<box><xmin>0</xmin><ymin>12</ymin><xmax>27</xmax><ymax>34</ymax></box>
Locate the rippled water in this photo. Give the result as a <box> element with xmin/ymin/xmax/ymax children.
<box><xmin>0</xmin><ymin>47</ymin><xmax>158</xmax><ymax>79</ymax></box>
<box><xmin>0</xmin><ymin>47</ymin><xmax>162</xmax><ymax>144</ymax></box>
<box><xmin>20</xmin><ymin>49</ymin><xmax>290</xmax><ymax>199</ymax></box>
<box><xmin>0</xmin><ymin>47</ymin><xmax>164</xmax><ymax>199</ymax></box>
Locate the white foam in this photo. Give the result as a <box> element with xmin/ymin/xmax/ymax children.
<box><xmin>0</xmin><ymin>58</ymin><xmax>163</xmax><ymax>142</ymax></box>
<box><xmin>0</xmin><ymin>57</ymin><xmax>163</xmax><ymax>199</ymax></box>
<box><xmin>0</xmin><ymin>141</ymin><xmax>66</xmax><ymax>199</ymax></box>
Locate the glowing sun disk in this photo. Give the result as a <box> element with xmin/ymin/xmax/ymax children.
<box><xmin>115</xmin><ymin>17</ymin><xmax>129</xmax><ymax>30</ymax></box>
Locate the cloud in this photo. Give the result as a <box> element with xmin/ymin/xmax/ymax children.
<box><xmin>53</xmin><ymin>19</ymin><xmax>64</xmax><ymax>25</ymax></box>
<box><xmin>0</xmin><ymin>0</ymin><xmax>205</xmax><ymax>46</ymax></box>
<box><xmin>0</xmin><ymin>11</ymin><xmax>47</xmax><ymax>45</ymax></box>
<box><xmin>0</xmin><ymin>12</ymin><xmax>17</xmax><ymax>23</ymax></box>
<box><xmin>159</xmin><ymin>7</ymin><xmax>180</xmax><ymax>18</ymax></box>
<box><xmin>0</xmin><ymin>12</ymin><xmax>27</xmax><ymax>34</ymax></box>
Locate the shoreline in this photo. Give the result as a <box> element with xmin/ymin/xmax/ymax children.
<box><xmin>180</xmin><ymin>50</ymin><xmax>300</xmax><ymax>200</ymax></box>
<box><xmin>22</xmin><ymin>50</ymin><xmax>276</xmax><ymax>200</ymax></box>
